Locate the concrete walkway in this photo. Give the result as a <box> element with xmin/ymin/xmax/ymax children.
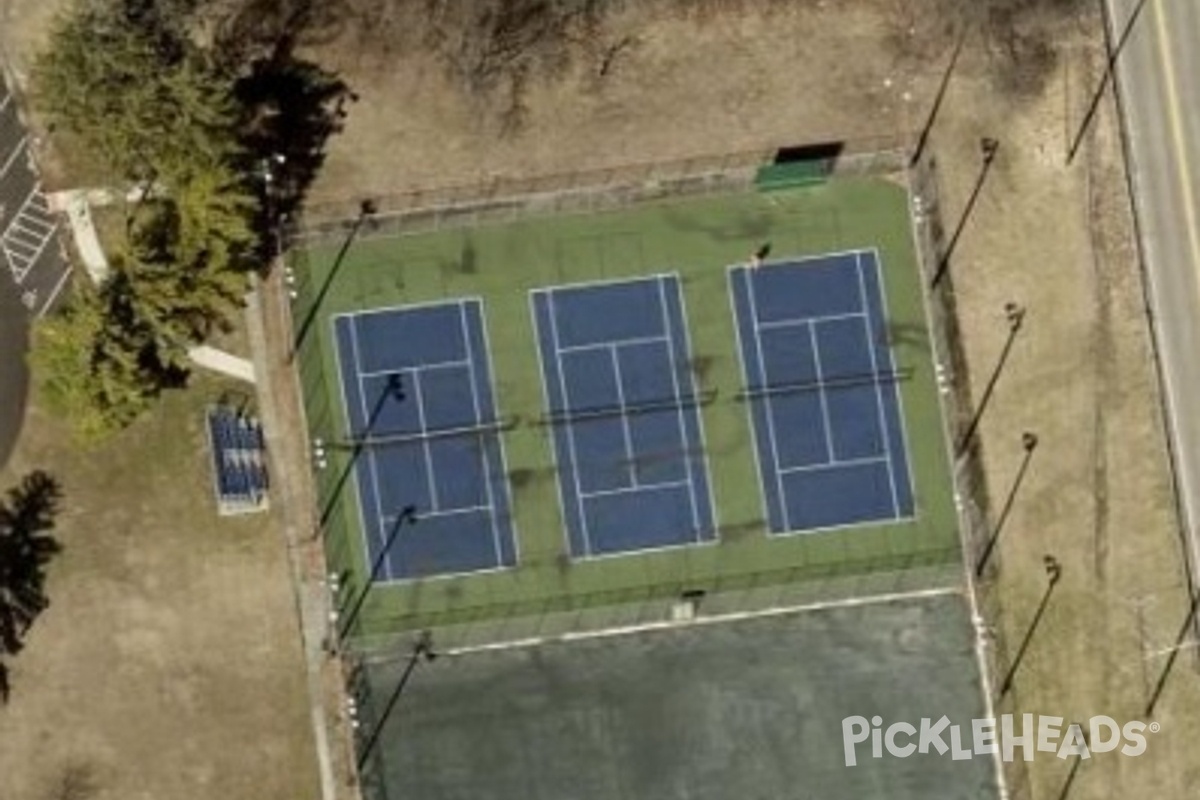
<box><xmin>49</xmin><ymin>190</ymin><xmax>109</xmax><ymax>284</ymax></box>
<box><xmin>50</xmin><ymin>188</ymin><xmax>257</xmax><ymax>385</ymax></box>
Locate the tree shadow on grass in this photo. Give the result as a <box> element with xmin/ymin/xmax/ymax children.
<box><xmin>0</xmin><ymin>470</ymin><xmax>63</xmax><ymax>703</ymax></box>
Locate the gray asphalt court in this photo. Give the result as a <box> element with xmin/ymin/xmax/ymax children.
<box><xmin>360</xmin><ymin>592</ymin><xmax>997</xmax><ymax>800</ymax></box>
<box><xmin>0</xmin><ymin>75</ymin><xmax>70</xmax><ymax>318</ymax></box>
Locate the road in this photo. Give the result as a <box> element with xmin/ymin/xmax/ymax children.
<box><xmin>1106</xmin><ymin>0</ymin><xmax>1200</xmax><ymax>577</ymax></box>
<box><xmin>0</xmin><ymin>69</ymin><xmax>71</xmax><ymax>469</ymax></box>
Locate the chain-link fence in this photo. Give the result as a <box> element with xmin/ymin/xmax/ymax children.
<box><xmin>285</xmin><ymin>132</ymin><xmax>983</xmax><ymax>657</ymax></box>
<box><xmin>291</xmin><ymin>134</ymin><xmax>911</xmax><ymax>246</ymax></box>
<box><xmin>909</xmin><ymin>148</ymin><xmax>1031</xmax><ymax>800</ymax></box>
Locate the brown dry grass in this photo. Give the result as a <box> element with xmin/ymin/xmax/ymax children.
<box><xmin>0</xmin><ymin>376</ymin><xmax>320</xmax><ymax>800</ymax></box>
<box><xmin>297</xmin><ymin>4</ymin><xmax>1200</xmax><ymax>798</ymax></box>
<box><xmin>932</xmin><ymin>33</ymin><xmax>1200</xmax><ymax>800</ymax></box>
<box><xmin>1</xmin><ymin>1</ymin><xmax>1196</xmax><ymax>799</ymax></box>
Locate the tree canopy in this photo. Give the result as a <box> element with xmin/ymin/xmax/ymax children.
<box><xmin>32</xmin><ymin>0</ymin><xmax>260</xmax><ymax>441</ymax></box>
<box><xmin>0</xmin><ymin>471</ymin><xmax>62</xmax><ymax>703</ymax></box>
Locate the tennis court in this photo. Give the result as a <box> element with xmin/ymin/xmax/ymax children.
<box><xmin>359</xmin><ymin>592</ymin><xmax>998</xmax><ymax>800</ymax></box>
<box><xmin>332</xmin><ymin>299</ymin><xmax>517</xmax><ymax>580</ymax></box>
<box><xmin>729</xmin><ymin>250</ymin><xmax>914</xmax><ymax>534</ymax></box>
<box><xmin>531</xmin><ymin>275</ymin><xmax>717</xmax><ymax>558</ymax></box>
<box><xmin>299</xmin><ymin>179</ymin><xmax>962</xmax><ymax>635</ymax></box>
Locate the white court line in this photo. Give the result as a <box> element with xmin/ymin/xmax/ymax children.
<box><xmin>557</xmin><ymin>333</ymin><xmax>670</xmax><ymax>354</ymax></box>
<box><xmin>357</xmin><ymin>358</ymin><xmax>470</xmax><ymax>379</ymax></box>
<box><xmin>381</xmin><ymin>504</ymin><xmax>491</xmax><ymax>524</ymax></box>
<box><xmin>529</xmin><ymin>272</ymin><xmax>672</xmax><ymax>295</ymax></box>
<box><xmin>409</xmin><ymin>370</ymin><xmax>440</xmax><ymax>512</ymax></box>
<box><xmin>674</xmin><ymin>272</ymin><xmax>720</xmax><ymax>540</ymax></box>
<box><xmin>609</xmin><ymin>345</ymin><xmax>638</xmax><ymax>487</ymax></box>
<box><xmin>348</xmin><ymin>316</ymin><xmax>394</xmax><ymax>581</ymax></box>
<box><xmin>375</xmin><ymin>563</ymin><xmax>514</xmax><ymax>586</ymax></box>
<box><xmin>757</xmin><ymin>310</ymin><xmax>867</xmax><ymax>331</ymax></box>
<box><xmin>726</xmin><ymin>266</ymin><xmax>774</xmax><ymax>531</ymax></box>
<box><xmin>743</xmin><ymin>247</ymin><xmax>875</xmax><ymax>273</ymax></box>
<box><xmin>475</xmin><ymin>300</ymin><xmax>521</xmax><ymax>567</ymax></box>
<box><xmin>330</xmin><ymin>315</ymin><xmax>374</xmax><ymax>579</ymax></box>
<box><xmin>528</xmin><ymin>291</ymin><xmax>575</xmax><ymax>561</ymax></box>
<box><xmin>437</xmin><ymin>585</ymin><xmax>963</xmax><ymax>657</ymax></box>
<box><xmin>0</xmin><ymin>136</ymin><xmax>27</xmax><ymax>180</ymax></box>
<box><xmin>561</xmin><ymin>532</ymin><xmax>720</xmax><ymax>564</ymax></box>
<box><xmin>458</xmin><ymin>299</ymin><xmax>505</xmax><ymax>568</ymax></box>
<box><xmin>656</xmin><ymin>275</ymin><xmax>702</xmax><ymax>534</ymax></box>
<box><xmin>332</xmin><ymin>295</ymin><xmax>476</xmax><ymax>321</ymax></box>
<box><xmin>544</xmin><ymin>290</ymin><xmax>596</xmax><ymax>557</ymax></box>
<box><xmin>806</xmin><ymin>322</ymin><xmax>838</xmax><ymax>463</ymax></box>
<box><xmin>579</xmin><ymin>479</ymin><xmax>692</xmax><ymax>501</ymax></box>
<box><xmin>853</xmin><ymin>252</ymin><xmax>900</xmax><ymax>518</ymax></box>
<box><xmin>778</xmin><ymin>455</ymin><xmax>890</xmax><ymax>476</ymax></box>
<box><xmin>745</xmin><ymin>270</ymin><xmax>792</xmax><ymax>531</ymax></box>
<box><xmin>864</xmin><ymin>248</ymin><xmax>917</xmax><ymax>519</ymax></box>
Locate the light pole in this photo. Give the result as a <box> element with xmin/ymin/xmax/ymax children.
<box><xmin>260</xmin><ymin>153</ymin><xmax>287</xmax><ymax>260</ymax></box>
<box><xmin>956</xmin><ymin>302</ymin><xmax>1025</xmax><ymax>457</ymax></box>
<box><xmin>357</xmin><ymin>631</ymin><xmax>436</xmax><ymax>775</ymax></box>
<box><xmin>338</xmin><ymin>505</ymin><xmax>418</xmax><ymax>642</ymax></box>
<box><xmin>909</xmin><ymin>30</ymin><xmax>965</xmax><ymax>168</ymax></box>
<box><xmin>975</xmin><ymin>431</ymin><xmax>1039</xmax><ymax>578</ymax></box>
<box><xmin>999</xmin><ymin>554</ymin><xmax>1062</xmax><ymax>698</ymax></box>
<box><xmin>1143</xmin><ymin>590</ymin><xmax>1200</xmax><ymax>718</ymax></box>
<box><xmin>291</xmin><ymin>198</ymin><xmax>378</xmax><ymax>362</ymax></box>
<box><xmin>318</xmin><ymin>372</ymin><xmax>405</xmax><ymax>529</ymax></box>
<box><xmin>930</xmin><ymin>136</ymin><xmax>1000</xmax><ymax>290</ymax></box>
<box><xmin>1067</xmin><ymin>0</ymin><xmax>1149</xmax><ymax>165</ymax></box>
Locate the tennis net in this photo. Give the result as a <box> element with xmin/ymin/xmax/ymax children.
<box><xmin>736</xmin><ymin>367</ymin><xmax>912</xmax><ymax>402</ymax></box>
<box><xmin>535</xmin><ymin>388</ymin><xmax>719</xmax><ymax>427</ymax></box>
<box><xmin>330</xmin><ymin>415</ymin><xmax>520</xmax><ymax>449</ymax></box>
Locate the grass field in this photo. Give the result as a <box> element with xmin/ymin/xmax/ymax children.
<box><xmin>293</xmin><ymin>177</ymin><xmax>959</xmax><ymax>638</ymax></box>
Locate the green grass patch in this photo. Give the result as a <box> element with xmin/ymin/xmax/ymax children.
<box><xmin>293</xmin><ymin>178</ymin><xmax>959</xmax><ymax>636</ymax></box>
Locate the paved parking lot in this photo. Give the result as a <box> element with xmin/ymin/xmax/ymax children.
<box><xmin>0</xmin><ymin>76</ymin><xmax>70</xmax><ymax>317</ymax></box>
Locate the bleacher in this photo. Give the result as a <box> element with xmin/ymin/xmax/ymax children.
<box><xmin>205</xmin><ymin>405</ymin><xmax>269</xmax><ymax>515</ymax></box>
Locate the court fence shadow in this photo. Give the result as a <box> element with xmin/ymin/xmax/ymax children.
<box><xmin>909</xmin><ymin>146</ymin><xmax>1033</xmax><ymax>800</ymax></box>
<box><xmin>291</xmin><ymin>132</ymin><xmax>916</xmax><ymax>245</ymax></box>
<box><xmin>350</xmin><ymin>546</ymin><xmax>962</xmax><ymax>659</ymax></box>
<box><xmin>0</xmin><ymin>470</ymin><xmax>63</xmax><ymax>704</ymax></box>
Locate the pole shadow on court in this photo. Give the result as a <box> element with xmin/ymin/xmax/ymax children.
<box><xmin>999</xmin><ymin>554</ymin><xmax>1062</xmax><ymax>698</ymax></box>
<box><xmin>290</xmin><ymin>199</ymin><xmax>377</xmax><ymax>363</ymax></box>
<box><xmin>357</xmin><ymin>631</ymin><xmax>436</xmax><ymax>777</ymax></box>
<box><xmin>318</xmin><ymin>373</ymin><xmax>404</xmax><ymax>530</ymax></box>
<box><xmin>336</xmin><ymin>505</ymin><xmax>418</xmax><ymax>642</ymax></box>
<box><xmin>1066</xmin><ymin>0</ymin><xmax>1149</xmax><ymax>165</ymax></box>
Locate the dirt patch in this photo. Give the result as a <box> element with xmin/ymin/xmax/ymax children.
<box><xmin>0</xmin><ymin>376</ymin><xmax>320</xmax><ymax>800</ymax></box>
<box><xmin>929</xmin><ymin>30</ymin><xmax>1199</xmax><ymax>800</ymax></box>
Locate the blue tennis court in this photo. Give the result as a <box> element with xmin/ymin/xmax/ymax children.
<box><xmin>332</xmin><ymin>300</ymin><xmax>517</xmax><ymax>580</ymax></box>
<box><xmin>729</xmin><ymin>250</ymin><xmax>914</xmax><ymax>534</ymax></box>
<box><xmin>531</xmin><ymin>275</ymin><xmax>717</xmax><ymax>558</ymax></box>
